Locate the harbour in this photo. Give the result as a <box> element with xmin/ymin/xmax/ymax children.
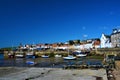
<box><xmin>1</xmin><ymin>0</ymin><xmax>120</xmax><ymax>79</ymax></box>
<box><xmin>0</xmin><ymin>49</ymin><xmax>119</xmax><ymax>80</ymax></box>
<box><xmin>0</xmin><ymin>57</ymin><xmax>103</xmax><ymax>68</ymax></box>
<box><xmin>0</xmin><ymin>56</ymin><xmax>108</xmax><ymax>80</ymax></box>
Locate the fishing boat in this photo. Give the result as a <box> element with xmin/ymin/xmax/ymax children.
<box><xmin>63</xmin><ymin>55</ymin><xmax>76</xmax><ymax>60</ymax></box>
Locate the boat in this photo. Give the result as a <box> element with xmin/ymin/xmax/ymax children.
<box><xmin>15</xmin><ymin>54</ymin><xmax>24</xmax><ymax>58</ymax></box>
<box><xmin>63</xmin><ymin>49</ymin><xmax>76</xmax><ymax>60</ymax></box>
<box><xmin>74</xmin><ymin>50</ymin><xmax>81</xmax><ymax>53</ymax></box>
<box><xmin>55</xmin><ymin>54</ymin><xmax>62</xmax><ymax>58</ymax></box>
<box><xmin>41</xmin><ymin>55</ymin><xmax>49</xmax><ymax>58</ymax></box>
<box><xmin>72</xmin><ymin>50</ymin><xmax>81</xmax><ymax>56</ymax></box>
<box><xmin>26</xmin><ymin>52</ymin><xmax>35</xmax><ymax>58</ymax></box>
<box><xmin>76</xmin><ymin>54</ymin><xmax>87</xmax><ymax>57</ymax></box>
<box><xmin>26</xmin><ymin>60</ymin><xmax>37</xmax><ymax>65</ymax></box>
<box><xmin>63</xmin><ymin>55</ymin><xmax>76</xmax><ymax>60</ymax></box>
<box><xmin>73</xmin><ymin>50</ymin><xmax>87</xmax><ymax>57</ymax></box>
<box><xmin>8</xmin><ymin>53</ymin><xmax>14</xmax><ymax>58</ymax></box>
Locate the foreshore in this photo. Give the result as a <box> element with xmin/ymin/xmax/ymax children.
<box><xmin>0</xmin><ymin>67</ymin><xmax>107</xmax><ymax>80</ymax></box>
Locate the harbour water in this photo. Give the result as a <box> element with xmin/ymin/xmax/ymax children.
<box><xmin>0</xmin><ymin>57</ymin><xmax>103</xmax><ymax>68</ymax></box>
<box><xmin>0</xmin><ymin>53</ymin><xmax>4</xmax><ymax>59</ymax></box>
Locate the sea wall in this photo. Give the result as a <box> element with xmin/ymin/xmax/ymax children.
<box><xmin>3</xmin><ymin>50</ymin><xmax>69</xmax><ymax>58</ymax></box>
<box><xmin>95</xmin><ymin>48</ymin><xmax>120</xmax><ymax>56</ymax></box>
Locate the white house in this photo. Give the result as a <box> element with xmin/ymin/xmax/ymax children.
<box><xmin>73</xmin><ymin>40</ymin><xmax>94</xmax><ymax>50</ymax></box>
<box><xmin>100</xmin><ymin>33</ymin><xmax>112</xmax><ymax>48</ymax></box>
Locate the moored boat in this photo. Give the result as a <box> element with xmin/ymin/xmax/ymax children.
<box><xmin>63</xmin><ymin>55</ymin><xmax>76</xmax><ymax>60</ymax></box>
<box><xmin>76</xmin><ymin>54</ymin><xmax>87</xmax><ymax>57</ymax></box>
<box><xmin>74</xmin><ymin>50</ymin><xmax>81</xmax><ymax>53</ymax></box>
<box><xmin>72</xmin><ymin>50</ymin><xmax>87</xmax><ymax>57</ymax></box>
<box><xmin>26</xmin><ymin>60</ymin><xmax>37</xmax><ymax>65</ymax></box>
<box><xmin>26</xmin><ymin>52</ymin><xmax>35</xmax><ymax>58</ymax></box>
<box><xmin>8</xmin><ymin>53</ymin><xmax>14</xmax><ymax>58</ymax></box>
<box><xmin>15</xmin><ymin>54</ymin><xmax>24</xmax><ymax>58</ymax></box>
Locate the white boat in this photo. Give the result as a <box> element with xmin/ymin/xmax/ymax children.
<box><xmin>74</xmin><ymin>50</ymin><xmax>81</xmax><ymax>53</ymax></box>
<box><xmin>55</xmin><ymin>54</ymin><xmax>62</xmax><ymax>58</ymax></box>
<box><xmin>26</xmin><ymin>53</ymin><xmax>33</xmax><ymax>56</ymax></box>
<box><xmin>76</xmin><ymin>54</ymin><xmax>87</xmax><ymax>57</ymax></box>
<box><xmin>26</xmin><ymin>52</ymin><xmax>35</xmax><ymax>58</ymax></box>
<box><xmin>41</xmin><ymin>55</ymin><xmax>49</xmax><ymax>58</ymax></box>
<box><xmin>15</xmin><ymin>54</ymin><xmax>24</xmax><ymax>58</ymax></box>
<box><xmin>63</xmin><ymin>55</ymin><xmax>76</xmax><ymax>60</ymax></box>
<box><xmin>63</xmin><ymin>49</ymin><xmax>76</xmax><ymax>60</ymax></box>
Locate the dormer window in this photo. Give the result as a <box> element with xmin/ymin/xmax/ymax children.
<box><xmin>113</xmin><ymin>30</ymin><xmax>117</xmax><ymax>33</ymax></box>
<box><xmin>118</xmin><ymin>29</ymin><xmax>120</xmax><ymax>32</ymax></box>
<box><xmin>112</xmin><ymin>28</ymin><xmax>120</xmax><ymax>33</ymax></box>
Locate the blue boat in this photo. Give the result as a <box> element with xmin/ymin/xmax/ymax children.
<box><xmin>26</xmin><ymin>60</ymin><xmax>36</xmax><ymax>65</ymax></box>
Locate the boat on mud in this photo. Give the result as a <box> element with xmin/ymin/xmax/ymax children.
<box><xmin>63</xmin><ymin>55</ymin><xmax>76</xmax><ymax>60</ymax></box>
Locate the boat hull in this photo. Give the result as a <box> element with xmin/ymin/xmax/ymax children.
<box><xmin>63</xmin><ymin>56</ymin><xmax>76</xmax><ymax>60</ymax></box>
<box><xmin>76</xmin><ymin>54</ymin><xmax>87</xmax><ymax>57</ymax></box>
<box><xmin>26</xmin><ymin>61</ymin><xmax>37</xmax><ymax>65</ymax></box>
<box><xmin>15</xmin><ymin>55</ymin><xmax>24</xmax><ymax>58</ymax></box>
<box><xmin>41</xmin><ymin>55</ymin><xmax>49</xmax><ymax>58</ymax></box>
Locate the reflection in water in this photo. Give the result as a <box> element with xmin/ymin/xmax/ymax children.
<box><xmin>0</xmin><ymin>57</ymin><xmax>102</xmax><ymax>68</ymax></box>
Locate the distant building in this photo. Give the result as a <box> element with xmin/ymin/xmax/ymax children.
<box><xmin>52</xmin><ymin>43</ymin><xmax>68</xmax><ymax>50</ymax></box>
<box><xmin>73</xmin><ymin>38</ymin><xmax>100</xmax><ymax>50</ymax></box>
<box><xmin>100</xmin><ymin>33</ymin><xmax>111</xmax><ymax>48</ymax></box>
<box><xmin>111</xmin><ymin>28</ymin><xmax>120</xmax><ymax>47</ymax></box>
<box><xmin>92</xmin><ymin>38</ymin><xmax>101</xmax><ymax>48</ymax></box>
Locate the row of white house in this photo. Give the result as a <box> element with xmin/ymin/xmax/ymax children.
<box><xmin>54</xmin><ymin>33</ymin><xmax>111</xmax><ymax>50</ymax></box>
<box><xmin>19</xmin><ymin>33</ymin><xmax>112</xmax><ymax>50</ymax></box>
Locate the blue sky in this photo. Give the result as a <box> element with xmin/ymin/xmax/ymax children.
<box><xmin>0</xmin><ymin>0</ymin><xmax>120</xmax><ymax>48</ymax></box>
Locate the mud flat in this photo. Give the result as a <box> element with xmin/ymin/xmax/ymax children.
<box><xmin>0</xmin><ymin>67</ymin><xmax>107</xmax><ymax>80</ymax></box>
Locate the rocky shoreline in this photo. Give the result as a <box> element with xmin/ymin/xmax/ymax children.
<box><xmin>112</xmin><ymin>61</ymin><xmax>120</xmax><ymax>80</ymax></box>
<box><xmin>0</xmin><ymin>67</ymin><xmax>107</xmax><ymax>80</ymax></box>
